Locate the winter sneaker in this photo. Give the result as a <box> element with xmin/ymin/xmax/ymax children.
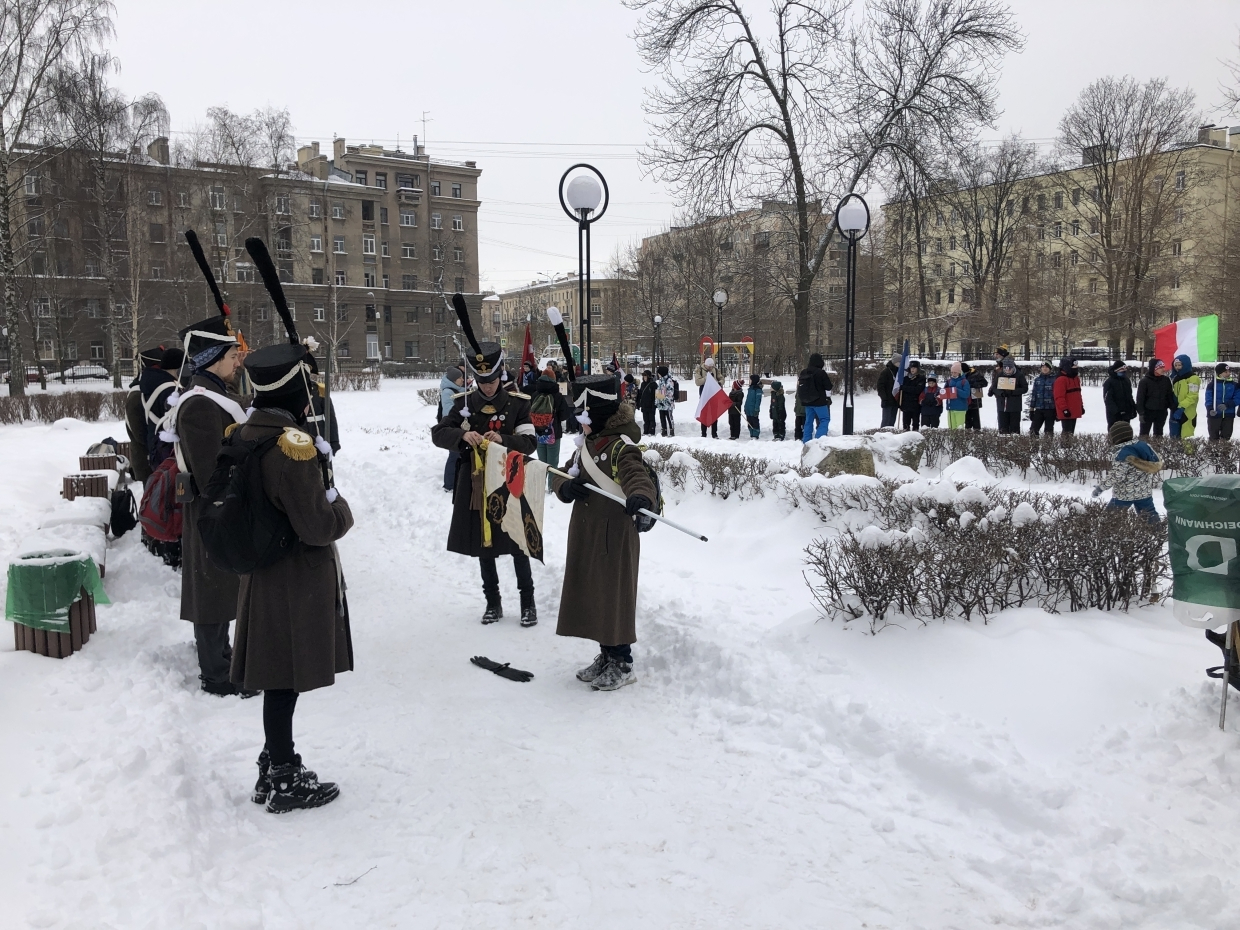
<box><xmin>265</xmin><ymin>755</ymin><xmax>340</xmax><ymax>814</ymax></box>
<box><xmin>520</xmin><ymin>606</ymin><xmax>538</xmax><ymax>627</ymax></box>
<box><xmin>251</xmin><ymin>749</ymin><xmax>271</xmax><ymax>805</ymax></box>
<box><xmin>481</xmin><ymin>601</ymin><xmax>503</xmax><ymax>624</ymax></box>
<box><xmin>590</xmin><ymin>658</ymin><xmax>636</xmax><ymax>691</ymax></box>
<box><xmin>200</xmin><ymin>678</ymin><xmax>261</xmax><ymax>699</ymax></box>
<box><xmin>575</xmin><ymin>651</ymin><xmax>608</xmax><ymax>682</ymax></box>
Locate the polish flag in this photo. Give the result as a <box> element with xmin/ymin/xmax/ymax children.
<box><xmin>695</xmin><ymin>372</ymin><xmax>731</xmax><ymax>426</ymax></box>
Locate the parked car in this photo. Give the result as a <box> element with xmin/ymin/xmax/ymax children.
<box><xmin>61</xmin><ymin>364</ymin><xmax>110</xmax><ymax>381</ymax></box>
<box><xmin>1</xmin><ymin>365</ymin><xmax>49</xmax><ymax>384</ymax></box>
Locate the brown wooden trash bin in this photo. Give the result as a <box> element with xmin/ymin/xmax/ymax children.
<box><xmin>62</xmin><ymin>473</ymin><xmax>109</xmax><ymax>500</ymax></box>
<box><xmin>11</xmin><ymin>590</ymin><xmax>96</xmax><ymax>659</ymax></box>
<box><xmin>114</xmin><ymin>441</ymin><xmax>131</xmax><ymax>460</ymax></box>
<box><xmin>79</xmin><ymin>453</ymin><xmax>118</xmax><ymax>472</ymax></box>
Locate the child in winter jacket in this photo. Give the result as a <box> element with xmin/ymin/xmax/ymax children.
<box><xmin>744</xmin><ymin>374</ymin><xmax>763</xmax><ymax>439</ymax></box>
<box><xmin>769</xmin><ymin>381</ymin><xmax>787</xmax><ymax>440</ymax></box>
<box><xmin>1053</xmin><ymin>357</ymin><xmax>1084</xmax><ymax>434</ymax></box>
<box><xmin>1028</xmin><ymin>361</ymin><xmax>1058</xmax><ymax>436</ymax></box>
<box><xmin>945</xmin><ymin>362</ymin><xmax>970</xmax><ymax>429</ymax></box>
<box><xmin>920</xmin><ymin>376</ymin><xmax>943</xmax><ymax>428</ymax></box>
<box><xmin>1204</xmin><ymin>362</ymin><xmax>1238</xmax><ymax>442</ymax></box>
<box><xmin>728</xmin><ymin>380</ymin><xmax>744</xmax><ymax>440</ymax></box>
<box><xmin>1136</xmin><ymin>358</ymin><xmax>1175</xmax><ymax>437</ymax></box>
<box><xmin>793</xmin><ymin>393</ymin><xmax>805</xmax><ymax>442</ymax></box>
<box><xmin>1170</xmin><ymin>354</ymin><xmax>1201</xmax><ymax>438</ymax></box>
<box><xmin>655</xmin><ymin>365</ymin><xmax>677</xmax><ymax>436</ymax></box>
<box><xmin>1093</xmin><ymin>420</ymin><xmax>1163</xmax><ymax>522</ymax></box>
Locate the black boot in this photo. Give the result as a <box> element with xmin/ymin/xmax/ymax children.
<box><xmin>482</xmin><ymin>599</ymin><xmax>503</xmax><ymax>624</ymax></box>
<box><xmin>265</xmin><ymin>755</ymin><xmax>340</xmax><ymax>813</ymax></box>
<box><xmin>520</xmin><ymin>591</ymin><xmax>537</xmax><ymax>628</ymax></box>
<box><xmin>200</xmin><ymin>677</ymin><xmax>261</xmax><ymax>699</ymax></box>
<box><xmin>252</xmin><ymin>749</ymin><xmax>271</xmax><ymax>804</ymax></box>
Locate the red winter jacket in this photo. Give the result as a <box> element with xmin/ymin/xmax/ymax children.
<box><xmin>1053</xmin><ymin>373</ymin><xmax>1084</xmax><ymax>420</ymax></box>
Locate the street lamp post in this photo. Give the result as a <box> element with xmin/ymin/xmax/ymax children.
<box><xmin>713</xmin><ymin>288</ymin><xmax>728</xmax><ymax>376</ymax></box>
<box><xmin>558</xmin><ymin>164</ymin><xmax>609</xmax><ymax>374</ymax></box>
<box><xmin>653</xmin><ymin>314</ymin><xmax>662</xmax><ymax>365</ymax></box>
<box><xmin>835</xmin><ymin>193</ymin><xmax>871</xmax><ymax>436</ymax></box>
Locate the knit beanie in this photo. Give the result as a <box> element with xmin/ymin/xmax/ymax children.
<box><xmin>1109</xmin><ymin>420</ymin><xmax>1134</xmax><ymax>445</ymax></box>
<box><xmin>1217</xmin><ymin>363</ymin><xmax>1230</xmax><ymax>375</ymax></box>
<box><xmin>1109</xmin><ymin>359</ymin><xmax>1127</xmax><ymax>375</ymax></box>
<box><xmin>657</xmin><ymin>365</ymin><xmax>668</xmax><ymax>377</ymax></box>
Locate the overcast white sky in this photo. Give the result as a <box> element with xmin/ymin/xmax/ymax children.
<box><xmin>108</xmin><ymin>0</ymin><xmax>1239</xmax><ymax>293</ymax></box>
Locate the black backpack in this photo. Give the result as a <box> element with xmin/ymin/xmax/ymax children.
<box><xmin>196</xmin><ymin>432</ymin><xmax>297</xmax><ymax>574</ymax></box>
<box><xmin>109</xmin><ymin>487</ymin><xmax>137</xmax><ymax>538</ymax></box>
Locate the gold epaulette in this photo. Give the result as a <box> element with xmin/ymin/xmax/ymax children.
<box><xmin>278</xmin><ymin>427</ymin><xmax>317</xmax><ymax>461</ymax></box>
<box><xmin>509</xmin><ymin>390</ymin><xmax>530</xmax><ymax>400</ymax></box>
<box><xmin>224</xmin><ymin>422</ymin><xmax>240</xmax><ymax>438</ymax></box>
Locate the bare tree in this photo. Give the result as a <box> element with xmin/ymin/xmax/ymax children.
<box><xmin>628</xmin><ymin>0</ymin><xmax>1022</xmax><ymax>354</ymax></box>
<box><xmin>0</xmin><ymin>0</ymin><xmax>112</xmax><ymax>395</ymax></box>
<box><xmin>1221</xmin><ymin>32</ymin><xmax>1240</xmax><ymax>114</ymax></box>
<box><xmin>1055</xmin><ymin>76</ymin><xmax>1200</xmax><ymax>354</ymax></box>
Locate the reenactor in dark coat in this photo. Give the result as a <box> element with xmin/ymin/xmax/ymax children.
<box><xmin>230</xmin><ymin>343</ymin><xmax>354</xmax><ymax>813</ymax></box>
<box><xmin>431</xmin><ymin>294</ymin><xmax>539</xmax><ymax>625</ymax></box>
<box><xmin>124</xmin><ymin>346</ymin><xmax>164</xmax><ymax>483</ymax></box>
<box><xmin>173</xmin><ymin>315</ymin><xmax>255</xmax><ymax>697</ymax></box>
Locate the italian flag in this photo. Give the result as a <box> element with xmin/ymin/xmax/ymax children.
<box><xmin>695</xmin><ymin>372</ymin><xmax>731</xmax><ymax>426</ymax></box>
<box><xmin>1154</xmin><ymin>315</ymin><xmax>1219</xmax><ymax>364</ymax></box>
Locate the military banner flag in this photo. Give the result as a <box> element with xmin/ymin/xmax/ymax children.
<box><xmin>484</xmin><ymin>442</ymin><xmax>547</xmax><ymax>562</ymax></box>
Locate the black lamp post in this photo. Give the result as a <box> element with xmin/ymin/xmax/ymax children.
<box><xmin>653</xmin><ymin>314</ymin><xmax>662</xmax><ymax>365</ymax></box>
<box><xmin>835</xmin><ymin>193</ymin><xmax>870</xmax><ymax>436</ymax></box>
<box><xmin>713</xmin><ymin>288</ymin><xmax>728</xmax><ymax>374</ymax></box>
<box><xmin>558</xmin><ymin>164</ymin><xmax>609</xmax><ymax>374</ymax></box>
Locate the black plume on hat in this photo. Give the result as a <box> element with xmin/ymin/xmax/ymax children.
<box><xmin>184</xmin><ymin>229</ymin><xmax>230</xmax><ymax>321</ymax></box>
<box><xmin>245</xmin><ymin>237</ymin><xmax>299</xmax><ymax>345</ymax></box>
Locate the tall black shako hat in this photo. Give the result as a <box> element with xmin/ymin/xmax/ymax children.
<box><xmin>451</xmin><ymin>292</ymin><xmax>504</xmax><ymax>382</ymax></box>
<box><xmin>181</xmin><ymin>229</ymin><xmax>238</xmax><ymax>369</ymax></box>
<box><xmin>571</xmin><ymin>373</ymin><xmax>621</xmax><ymax>425</ymax></box>
<box><xmin>244</xmin><ymin>343</ymin><xmax>313</xmax><ymax>419</ymax></box>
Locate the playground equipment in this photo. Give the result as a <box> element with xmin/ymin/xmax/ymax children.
<box><xmin>699</xmin><ymin>336</ymin><xmax>756</xmax><ymax>382</ymax></box>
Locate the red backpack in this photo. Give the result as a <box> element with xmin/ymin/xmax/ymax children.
<box><xmin>139</xmin><ymin>455</ymin><xmax>182</xmax><ymax>542</ymax></box>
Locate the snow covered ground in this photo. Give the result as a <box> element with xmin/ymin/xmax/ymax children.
<box><xmin>1</xmin><ymin>379</ymin><xmax>1236</xmax><ymax>929</ymax></box>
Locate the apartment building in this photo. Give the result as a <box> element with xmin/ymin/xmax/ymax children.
<box><xmin>1</xmin><ymin>135</ymin><xmax>483</xmax><ymax>375</ymax></box>
<box><xmin>488</xmin><ymin>273</ymin><xmax>636</xmax><ymax>368</ymax></box>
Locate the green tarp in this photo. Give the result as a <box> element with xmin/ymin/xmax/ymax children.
<box><xmin>5</xmin><ymin>549</ymin><xmax>109</xmax><ymax>633</ymax></box>
<box><xmin>1165</xmin><ymin>477</ymin><xmax>1240</xmax><ymax>630</ymax></box>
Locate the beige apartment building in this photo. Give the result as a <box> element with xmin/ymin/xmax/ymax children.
<box><xmin>1</xmin><ymin>135</ymin><xmax>483</xmax><ymax>376</ymax></box>
<box><xmin>883</xmin><ymin>124</ymin><xmax>1240</xmax><ymax>359</ymax></box>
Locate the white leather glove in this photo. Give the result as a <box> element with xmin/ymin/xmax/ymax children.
<box><xmin>325</xmin><ymin>487</ymin><xmax>339</xmax><ymax>503</ymax></box>
<box><xmin>314</xmin><ymin>435</ymin><xmax>333</xmax><ymax>459</ymax></box>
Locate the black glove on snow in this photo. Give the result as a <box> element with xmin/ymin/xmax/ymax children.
<box><xmin>625</xmin><ymin>494</ymin><xmax>653</xmax><ymax>517</ymax></box>
<box><xmin>557</xmin><ymin>476</ymin><xmax>591</xmax><ymax>504</ymax></box>
<box><xmin>470</xmin><ymin>655</ymin><xmax>534</xmax><ymax>683</ymax></box>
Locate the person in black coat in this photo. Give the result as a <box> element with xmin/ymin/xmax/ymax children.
<box><xmin>727</xmin><ymin>379</ymin><xmax>744</xmax><ymax>440</ymax></box>
<box><xmin>898</xmin><ymin>361</ymin><xmax>925</xmax><ymax>431</ymax></box>
<box><xmin>637</xmin><ymin>370</ymin><xmax>658</xmax><ymax>436</ymax></box>
<box><xmin>875</xmin><ymin>353</ymin><xmax>901</xmax><ymax>428</ymax></box>
<box><xmin>1102</xmin><ymin>360</ymin><xmax>1138</xmax><ymax>428</ymax></box>
<box><xmin>963</xmin><ymin>362</ymin><xmax>987</xmax><ymax>430</ymax></box>
<box><xmin>1135</xmin><ymin>358</ymin><xmax>1175</xmax><ymax>437</ymax></box>
<box><xmin>988</xmin><ymin>356</ymin><xmax>1028</xmax><ymax>433</ymax></box>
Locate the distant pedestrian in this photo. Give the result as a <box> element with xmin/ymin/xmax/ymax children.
<box><xmin>1053</xmin><ymin>357</ymin><xmax>1084</xmax><ymax>434</ymax></box>
<box><xmin>1170</xmin><ymin>354</ymin><xmax>1201</xmax><ymax>438</ymax></box>
<box><xmin>1136</xmin><ymin>358</ymin><xmax>1174</xmax><ymax>437</ymax></box>
<box><xmin>945</xmin><ymin>362</ymin><xmax>970</xmax><ymax>430</ymax></box>
<box><xmin>989</xmin><ymin>356</ymin><xmax>1028</xmax><ymax>434</ymax></box>
<box><xmin>793</xmin><ymin>393</ymin><xmax>805</xmax><ymax>443</ymax></box>
<box><xmin>1028</xmin><ymin>361</ymin><xmax>1058</xmax><ymax>436</ymax></box>
<box><xmin>440</xmin><ymin>366</ymin><xmax>465</xmax><ymax>491</ymax></box>
<box><xmin>727</xmin><ymin>379</ymin><xmax>744</xmax><ymax>440</ymax></box>
<box><xmin>876</xmin><ymin>352</ymin><xmax>901</xmax><ymax>428</ymax></box>
<box><xmin>899</xmin><ymin>360</ymin><xmax>925</xmax><ymax>431</ymax></box>
<box><xmin>797</xmin><ymin>353</ymin><xmax>833</xmax><ymax>441</ymax></box>
<box><xmin>1102</xmin><ymin>360</ymin><xmax>1137</xmax><ymax>428</ymax></box>
<box><xmin>1205</xmin><ymin>363</ymin><xmax>1238</xmax><ymax>442</ymax></box>
<box><xmin>655</xmin><ymin>365</ymin><xmax>676</xmax><ymax>436</ymax></box>
<box><xmin>920</xmin><ymin>375</ymin><xmax>943</xmax><ymax>428</ymax></box>
<box><xmin>530</xmin><ymin>367</ymin><xmax>574</xmax><ymax>470</ymax></box>
<box><xmin>694</xmin><ymin>356</ymin><xmax>719</xmax><ymax>439</ymax></box>
<box><xmin>744</xmin><ymin>374</ymin><xmax>763</xmax><ymax>439</ymax></box>
<box><xmin>769</xmin><ymin>380</ymin><xmax>787</xmax><ymax>440</ymax></box>
<box><xmin>963</xmin><ymin>362</ymin><xmax>986</xmax><ymax>430</ymax></box>
<box><xmin>637</xmin><ymin>370</ymin><xmax>658</xmax><ymax>436</ymax></box>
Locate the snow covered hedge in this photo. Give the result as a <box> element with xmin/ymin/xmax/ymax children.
<box><xmin>802</xmin><ymin>481</ymin><xmax>1167</xmax><ymax>632</ymax></box>
<box><xmin>0</xmin><ymin>391</ymin><xmax>127</xmax><ymax>425</ymax></box>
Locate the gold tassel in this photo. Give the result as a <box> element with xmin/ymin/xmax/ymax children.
<box><xmin>278</xmin><ymin>428</ymin><xmax>318</xmax><ymax>461</ymax></box>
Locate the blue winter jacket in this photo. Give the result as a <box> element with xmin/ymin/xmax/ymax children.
<box><xmin>1205</xmin><ymin>378</ymin><xmax>1240</xmax><ymax>417</ymax></box>
<box><xmin>744</xmin><ymin>385</ymin><xmax>763</xmax><ymax>417</ymax></box>
<box><xmin>1029</xmin><ymin>372</ymin><xmax>1057</xmax><ymax>410</ymax></box>
<box><xmin>440</xmin><ymin>374</ymin><xmax>463</xmax><ymax>418</ymax></box>
<box><xmin>945</xmin><ymin>375</ymin><xmax>971</xmax><ymax>411</ymax></box>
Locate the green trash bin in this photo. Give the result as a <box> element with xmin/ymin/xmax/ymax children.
<box><xmin>1164</xmin><ymin>476</ymin><xmax>1240</xmax><ymax>630</ymax></box>
<box><xmin>5</xmin><ymin>548</ymin><xmax>109</xmax><ymax>633</ymax></box>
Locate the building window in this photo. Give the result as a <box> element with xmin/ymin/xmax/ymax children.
<box><xmin>257</xmin><ymin>306</ymin><xmax>269</xmax><ymax>322</ymax></box>
<box><xmin>310</xmin><ymin>234</ymin><xmax>322</xmax><ymax>252</ymax></box>
<box><xmin>1173</xmin><ymin>239</ymin><xmax>1183</xmax><ymax>256</ymax></box>
<box><xmin>151</xmin><ymin>264</ymin><xmax>164</xmax><ymax>279</ymax></box>
<box><xmin>397</xmin><ymin>173</ymin><xmax>417</xmax><ymax>190</ymax></box>
<box><xmin>451</xmin><ymin>183</ymin><xmax>462</xmax><ymax>198</ymax></box>
<box><xmin>380</xmin><ymin>207</ymin><xmax>388</xmax><ymax>225</ymax></box>
<box><xmin>309</xmin><ymin>200</ymin><xmax>321</xmax><ymax>218</ymax></box>
<box><xmin>336</xmin><ymin>305</ymin><xmax>348</xmax><ymax>322</ymax></box>
<box><xmin>312</xmin><ymin>268</ymin><xmax>324</xmax><ymax>285</ymax></box>
<box><xmin>174</xmin><ymin>191</ymin><xmax>188</xmax><ymax>208</ymax></box>
<box><xmin>272</xmin><ymin>194</ymin><xmax>288</xmax><ymax>214</ymax></box>
<box><xmin>333</xmin><ymin>236</ymin><xmax>346</xmax><ymax>253</ymax></box>
<box><xmin>366</xmin><ymin>334</ymin><xmax>380</xmax><ymax>359</ymax></box>
<box><xmin>1053</xmin><ymin>222</ymin><xmax>1062</xmax><ymax>238</ymax></box>
<box><xmin>756</xmin><ymin>231</ymin><xmax>770</xmax><ymax>247</ymax></box>
<box><xmin>453</xmin><ymin>248</ymin><xmax>464</xmax><ymax>263</ymax></box>
<box><xmin>451</xmin><ymin>215</ymin><xmax>464</xmax><ymax>232</ymax></box>
<box><xmin>90</xmin><ymin>341</ymin><xmax>104</xmax><ymax>360</ymax></box>
<box><xmin>404</xmin><ymin>340</ymin><xmax>418</xmax><ymax>358</ymax></box>
<box><xmin>33</xmin><ymin>296</ymin><xmax>50</xmax><ymax>317</ymax></box>
<box><xmin>1089</xmin><ymin>217</ymin><xmax>1099</xmax><ymax>234</ymax></box>
<box><xmin>362</xmin><ymin>234</ymin><xmax>376</xmax><ymax>255</ymax></box>
<box><xmin>454</xmin><ymin>276</ymin><xmax>465</xmax><ymax>292</ymax></box>
<box><xmin>1071</xmin><ymin>220</ymin><xmax>1080</xmax><ymax>236</ymax></box>
<box><xmin>235</xmin><ymin>264</ymin><xmax>253</xmax><ymax>283</ymax></box>
<box><xmin>1037</xmin><ymin>225</ymin><xmax>1045</xmax><ymax>241</ymax></box>
<box><xmin>934</xmin><ymin>238</ymin><xmax>942</xmax><ymax>254</ymax></box>
<box><xmin>215</xmin><ymin>221</ymin><xmax>227</xmax><ymax>247</ymax></box>
<box><xmin>148</xmin><ymin>222</ymin><xmax>164</xmax><ymax>243</ymax></box>
<box><xmin>384</xmin><ymin>341</ymin><xmax>392</xmax><ymax>359</ymax></box>
<box><xmin>375</xmin><ymin>172</ymin><xmax>387</xmax><ymax>190</ymax></box>
<box><xmin>1051</xmin><ymin>253</ymin><xmax>1061</xmax><ymax>269</ymax></box>
<box><xmin>1072</xmin><ymin>189</ymin><xmax>1081</xmax><ymax>206</ymax></box>
<box><xmin>314</xmin><ymin>305</ymin><xmax>325</xmax><ymax>321</ymax></box>
<box><xmin>431</xmin><ymin>213</ymin><xmax>442</xmax><ymax>229</ymax></box>
<box><xmin>210</xmin><ymin>186</ymin><xmax>226</xmax><ymax>210</ymax></box>
<box><xmin>85</xmin><ymin>299</ymin><xmax>100</xmax><ymax>318</ymax></box>
<box><xmin>1175</xmin><ymin>171</ymin><xmax>1186</xmax><ymax>191</ymax></box>
<box><xmin>382</xmin><ymin>274</ymin><xmax>389</xmax><ymax>289</ymax></box>
<box><xmin>63</xmin><ymin>341</ymin><xmax>76</xmax><ymax>359</ymax></box>
<box><xmin>335</xmin><ymin>271</ymin><xmax>346</xmax><ymax>286</ymax></box>
<box><xmin>590</xmin><ymin>302</ymin><xmax>602</xmax><ymax>321</ymax></box>
<box><xmin>147</xmin><ymin>189</ymin><xmax>162</xmax><ymax>206</ymax></box>
<box><xmin>332</xmin><ymin>202</ymin><xmax>345</xmax><ymax>219</ymax></box>
<box><xmin>364</xmin><ymin>270</ymin><xmax>377</xmax><ymax>287</ymax></box>
<box><xmin>402</xmin><ymin>243</ymin><xmax>416</xmax><ymax>259</ymax></box>
<box><xmin>1089</xmin><ymin>279</ymin><xmax>1098</xmax><ymax>294</ymax></box>
<box><xmin>1036</xmin><ymin>194</ymin><xmax>1046</xmax><ymax>211</ymax></box>
<box><xmin>1053</xmin><ymin>191</ymin><xmax>1063</xmax><ymax>209</ymax></box>
<box><xmin>24</xmin><ymin>173</ymin><xmax>39</xmax><ymax>196</ymax></box>
<box><xmin>400</xmin><ymin>211</ymin><xmax>416</xmax><ymax>227</ymax></box>
<box><xmin>338</xmin><ymin>341</ymin><xmax>350</xmax><ymax>358</ymax></box>
<box><xmin>947</xmin><ymin>288</ymin><xmax>955</xmax><ymax>304</ymax></box>
<box><xmin>1172</xmin><ymin>275</ymin><xmax>1181</xmax><ymax>290</ymax></box>
<box><xmin>356</xmin><ymin>170</ymin><xmax>368</xmax><ymax>186</ymax></box>
<box><xmin>402</xmin><ymin>274</ymin><xmax>417</xmax><ymax>290</ymax></box>
<box><xmin>1175</xmin><ymin>208</ymin><xmax>1185</xmax><ymax>224</ymax></box>
<box><xmin>361</xmin><ymin>201</ymin><xmax>374</xmax><ymax>222</ymax></box>
<box><xmin>381</xmin><ymin>240</ymin><xmax>390</xmax><ymax>258</ymax></box>
<box><xmin>432</xmin><ymin>246</ymin><xmax>442</xmax><ymax>261</ymax></box>
<box><xmin>153</xmin><ymin>304</ymin><xmax>166</xmax><ymax>319</ymax></box>
<box><xmin>1070</xmin><ymin>250</ymin><xmax>1079</xmax><ymax>266</ymax></box>
<box><xmin>431</xmin><ymin>181</ymin><xmax>441</xmax><ymax>196</ymax></box>
<box><xmin>406</xmin><ymin>309</ymin><xmax>418</xmax><ymax>323</ymax></box>
<box><xmin>434</xmin><ymin>307</ymin><xmax>445</xmax><ymax>324</ymax></box>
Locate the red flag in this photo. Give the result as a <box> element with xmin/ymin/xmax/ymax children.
<box><xmin>695</xmin><ymin>373</ymin><xmax>731</xmax><ymax>426</ymax></box>
<box><xmin>611</xmin><ymin>351</ymin><xmax>621</xmax><ymax>371</ymax></box>
<box><xmin>521</xmin><ymin>325</ymin><xmax>536</xmax><ymax>370</ymax></box>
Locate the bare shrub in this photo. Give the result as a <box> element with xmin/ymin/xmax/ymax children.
<box><xmin>333</xmin><ymin>371</ymin><xmax>381</xmax><ymax>391</ymax></box>
<box><xmin>418</xmin><ymin>387</ymin><xmax>441</xmax><ymax>406</ymax></box>
<box><xmin>0</xmin><ymin>391</ymin><xmax>119</xmax><ymax>424</ymax></box>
